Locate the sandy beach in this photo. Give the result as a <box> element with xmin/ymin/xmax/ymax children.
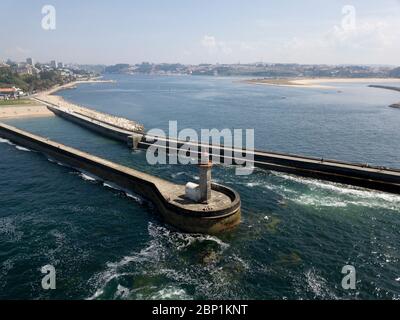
<box><xmin>0</xmin><ymin>104</ymin><xmax>54</xmax><ymax>119</ymax></box>
<box><xmin>0</xmin><ymin>79</ymin><xmax>114</xmax><ymax>120</ymax></box>
<box><xmin>245</xmin><ymin>78</ymin><xmax>400</xmax><ymax>89</ymax></box>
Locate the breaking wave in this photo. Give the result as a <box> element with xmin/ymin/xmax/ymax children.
<box><xmin>0</xmin><ymin>138</ymin><xmax>32</xmax><ymax>152</ymax></box>
<box><xmin>15</xmin><ymin>146</ymin><xmax>31</xmax><ymax>152</ymax></box>
<box><xmin>304</xmin><ymin>268</ymin><xmax>338</xmax><ymax>300</ymax></box>
<box><xmin>86</xmin><ymin>222</ymin><xmax>241</xmax><ymax>300</ymax></box>
<box><xmin>0</xmin><ymin>138</ymin><xmax>14</xmax><ymax>145</ymax></box>
<box><xmin>79</xmin><ymin>172</ymin><xmax>97</xmax><ymax>182</ymax></box>
<box><xmin>240</xmin><ymin>171</ymin><xmax>400</xmax><ymax>210</ymax></box>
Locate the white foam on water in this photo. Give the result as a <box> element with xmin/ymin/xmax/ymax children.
<box><xmin>15</xmin><ymin>146</ymin><xmax>31</xmax><ymax>152</ymax></box>
<box><xmin>0</xmin><ymin>138</ymin><xmax>35</xmax><ymax>152</ymax></box>
<box><xmin>148</xmin><ymin>222</ymin><xmax>230</xmax><ymax>252</ymax></box>
<box><xmin>0</xmin><ymin>138</ymin><xmax>14</xmax><ymax>145</ymax></box>
<box><xmin>0</xmin><ymin>217</ymin><xmax>23</xmax><ymax>242</ymax></box>
<box><xmin>231</xmin><ymin>253</ymin><xmax>251</xmax><ymax>271</ymax></box>
<box><xmin>149</xmin><ymin>286</ymin><xmax>191</xmax><ymax>300</ymax></box>
<box><xmin>0</xmin><ymin>259</ymin><xmax>14</xmax><ymax>282</ymax></box>
<box><xmin>292</xmin><ymin>191</ymin><xmax>400</xmax><ymax>210</ymax></box>
<box><xmin>292</xmin><ymin>195</ymin><xmax>348</xmax><ymax>208</ymax></box>
<box><xmin>103</xmin><ymin>182</ymin><xmax>120</xmax><ymax>190</ymax></box>
<box><xmin>126</xmin><ymin>192</ymin><xmax>144</xmax><ymax>204</ymax></box>
<box><xmin>87</xmin><ymin>222</ymin><xmax>231</xmax><ymax>300</ymax></box>
<box><xmin>115</xmin><ymin>284</ymin><xmax>130</xmax><ymax>299</ymax></box>
<box><xmin>47</xmin><ymin>157</ymin><xmax>69</xmax><ymax>168</ymax></box>
<box><xmin>87</xmin><ymin>289</ymin><xmax>104</xmax><ymax>300</ymax></box>
<box><xmin>275</xmin><ymin>172</ymin><xmax>400</xmax><ymax>201</ymax></box>
<box><xmin>171</xmin><ymin>172</ymin><xmax>185</xmax><ymax>179</ymax></box>
<box><xmin>79</xmin><ymin>172</ymin><xmax>97</xmax><ymax>182</ymax></box>
<box><xmin>45</xmin><ymin>161</ymin><xmax>144</xmax><ymax>205</ymax></box>
<box><xmin>87</xmin><ymin>272</ymin><xmax>128</xmax><ymax>300</ymax></box>
<box><xmin>87</xmin><ymin>238</ymin><xmax>166</xmax><ymax>299</ymax></box>
<box><xmin>267</xmin><ymin>172</ymin><xmax>400</xmax><ymax>210</ymax></box>
<box><xmin>305</xmin><ymin>268</ymin><xmax>338</xmax><ymax>300</ymax></box>
<box><xmin>102</xmin><ymin>181</ymin><xmax>145</xmax><ymax>205</ymax></box>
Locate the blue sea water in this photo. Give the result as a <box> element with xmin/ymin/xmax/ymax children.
<box><xmin>1</xmin><ymin>75</ymin><xmax>400</xmax><ymax>300</ymax></box>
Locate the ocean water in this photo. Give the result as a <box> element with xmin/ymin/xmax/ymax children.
<box><xmin>1</xmin><ymin>75</ymin><xmax>400</xmax><ymax>300</ymax></box>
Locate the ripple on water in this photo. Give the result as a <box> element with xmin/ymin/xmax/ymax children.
<box><xmin>0</xmin><ymin>138</ymin><xmax>32</xmax><ymax>152</ymax></box>
<box><xmin>86</xmin><ymin>222</ymin><xmax>251</xmax><ymax>300</ymax></box>
<box><xmin>0</xmin><ymin>217</ymin><xmax>23</xmax><ymax>243</ymax></box>
<box><xmin>240</xmin><ymin>171</ymin><xmax>400</xmax><ymax>211</ymax></box>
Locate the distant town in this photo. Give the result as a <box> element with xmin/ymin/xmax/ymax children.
<box><xmin>0</xmin><ymin>58</ymin><xmax>99</xmax><ymax>100</ymax></box>
<box><xmin>103</xmin><ymin>62</ymin><xmax>400</xmax><ymax>78</ymax></box>
<box><xmin>1</xmin><ymin>57</ymin><xmax>400</xmax><ymax>100</ymax></box>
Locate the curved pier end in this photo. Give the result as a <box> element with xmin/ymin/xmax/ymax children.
<box><xmin>157</xmin><ymin>182</ymin><xmax>241</xmax><ymax>234</ymax></box>
<box><xmin>0</xmin><ymin>123</ymin><xmax>241</xmax><ymax>234</ymax></box>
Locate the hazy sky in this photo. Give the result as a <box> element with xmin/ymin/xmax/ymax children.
<box><xmin>1</xmin><ymin>0</ymin><xmax>400</xmax><ymax>65</ymax></box>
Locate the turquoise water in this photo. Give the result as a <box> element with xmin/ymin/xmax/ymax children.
<box><xmin>1</xmin><ymin>75</ymin><xmax>400</xmax><ymax>299</ymax></box>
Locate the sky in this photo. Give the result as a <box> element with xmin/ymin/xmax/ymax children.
<box><xmin>1</xmin><ymin>0</ymin><xmax>400</xmax><ymax>65</ymax></box>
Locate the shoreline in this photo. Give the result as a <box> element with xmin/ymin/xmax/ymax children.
<box><xmin>33</xmin><ymin>78</ymin><xmax>144</xmax><ymax>132</ymax></box>
<box><xmin>0</xmin><ymin>78</ymin><xmax>114</xmax><ymax>120</ymax></box>
<box><xmin>45</xmin><ymin>78</ymin><xmax>115</xmax><ymax>95</ymax></box>
<box><xmin>244</xmin><ymin>77</ymin><xmax>400</xmax><ymax>89</ymax></box>
<box><xmin>34</xmin><ymin>79</ymin><xmax>115</xmax><ymax>121</ymax></box>
<box><xmin>0</xmin><ymin>105</ymin><xmax>54</xmax><ymax>119</ymax></box>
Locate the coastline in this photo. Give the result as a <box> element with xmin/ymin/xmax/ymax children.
<box><xmin>34</xmin><ymin>79</ymin><xmax>115</xmax><ymax>121</ymax></box>
<box><xmin>32</xmin><ymin>78</ymin><xmax>144</xmax><ymax>132</ymax></box>
<box><xmin>0</xmin><ymin>104</ymin><xmax>54</xmax><ymax>119</ymax></box>
<box><xmin>244</xmin><ymin>77</ymin><xmax>400</xmax><ymax>89</ymax></box>
<box><xmin>44</xmin><ymin>78</ymin><xmax>115</xmax><ymax>95</ymax></box>
<box><xmin>0</xmin><ymin>78</ymin><xmax>114</xmax><ymax>120</ymax></box>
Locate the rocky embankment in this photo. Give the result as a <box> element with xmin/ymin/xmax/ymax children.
<box><xmin>36</xmin><ymin>80</ymin><xmax>145</xmax><ymax>133</ymax></box>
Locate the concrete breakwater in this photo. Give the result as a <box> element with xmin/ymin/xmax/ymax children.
<box><xmin>42</xmin><ymin>103</ymin><xmax>400</xmax><ymax>195</ymax></box>
<box><xmin>141</xmin><ymin>136</ymin><xmax>400</xmax><ymax>194</ymax></box>
<box><xmin>33</xmin><ymin>97</ymin><xmax>144</xmax><ymax>133</ymax></box>
<box><xmin>368</xmin><ymin>85</ymin><xmax>400</xmax><ymax>109</ymax></box>
<box><xmin>368</xmin><ymin>85</ymin><xmax>400</xmax><ymax>92</ymax></box>
<box><xmin>0</xmin><ymin>122</ymin><xmax>241</xmax><ymax>234</ymax></box>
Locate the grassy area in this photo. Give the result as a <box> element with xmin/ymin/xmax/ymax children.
<box><xmin>0</xmin><ymin>99</ymin><xmax>35</xmax><ymax>106</ymax></box>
